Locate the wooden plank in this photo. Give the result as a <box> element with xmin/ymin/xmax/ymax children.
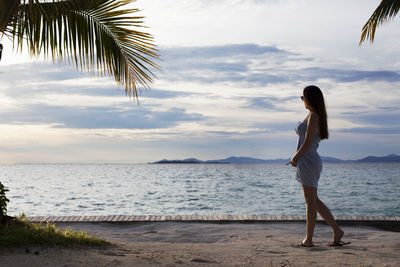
<box><xmin>22</xmin><ymin>214</ymin><xmax>400</xmax><ymax>224</ymax></box>
<box><xmin>104</xmin><ymin>215</ymin><xmax>113</xmax><ymax>222</ymax></box>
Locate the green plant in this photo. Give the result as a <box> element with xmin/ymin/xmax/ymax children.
<box><xmin>0</xmin><ymin>181</ymin><xmax>9</xmax><ymax>218</ymax></box>
<box><xmin>0</xmin><ymin>214</ymin><xmax>110</xmax><ymax>247</ymax></box>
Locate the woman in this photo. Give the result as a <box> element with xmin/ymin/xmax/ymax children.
<box><xmin>290</xmin><ymin>85</ymin><xmax>350</xmax><ymax>247</ymax></box>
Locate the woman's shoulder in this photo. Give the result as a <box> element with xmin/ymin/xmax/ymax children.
<box><xmin>307</xmin><ymin>112</ymin><xmax>320</xmax><ymax>129</ymax></box>
<box><xmin>309</xmin><ymin>111</ymin><xmax>319</xmax><ymax>120</ymax></box>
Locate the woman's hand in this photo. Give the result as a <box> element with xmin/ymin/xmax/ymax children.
<box><xmin>290</xmin><ymin>156</ymin><xmax>298</xmax><ymax>167</ymax></box>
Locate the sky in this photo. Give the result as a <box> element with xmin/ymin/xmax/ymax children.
<box><xmin>0</xmin><ymin>0</ymin><xmax>399</xmax><ymax>163</ymax></box>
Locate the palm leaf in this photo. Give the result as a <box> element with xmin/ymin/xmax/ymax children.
<box><xmin>360</xmin><ymin>0</ymin><xmax>400</xmax><ymax>44</ymax></box>
<box><xmin>4</xmin><ymin>0</ymin><xmax>159</xmax><ymax>97</ymax></box>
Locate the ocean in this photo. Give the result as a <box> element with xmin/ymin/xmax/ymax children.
<box><xmin>1</xmin><ymin>163</ymin><xmax>399</xmax><ymax>216</ymax></box>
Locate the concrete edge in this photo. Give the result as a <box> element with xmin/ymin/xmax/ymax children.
<box><xmin>25</xmin><ymin>215</ymin><xmax>400</xmax><ymax>225</ymax></box>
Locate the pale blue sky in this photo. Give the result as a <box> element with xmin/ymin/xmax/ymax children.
<box><xmin>0</xmin><ymin>0</ymin><xmax>399</xmax><ymax>163</ymax></box>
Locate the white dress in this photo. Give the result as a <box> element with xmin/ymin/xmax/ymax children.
<box><xmin>295</xmin><ymin>120</ymin><xmax>322</xmax><ymax>188</ymax></box>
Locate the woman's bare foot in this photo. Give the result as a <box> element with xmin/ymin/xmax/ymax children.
<box><xmin>300</xmin><ymin>238</ymin><xmax>314</xmax><ymax>247</ymax></box>
<box><xmin>333</xmin><ymin>228</ymin><xmax>344</xmax><ymax>244</ymax></box>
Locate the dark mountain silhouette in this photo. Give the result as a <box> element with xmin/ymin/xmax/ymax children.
<box><xmin>151</xmin><ymin>154</ymin><xmax>399</xmax><ymax>164</ymax></box>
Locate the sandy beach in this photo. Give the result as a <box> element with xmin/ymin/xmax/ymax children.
<box><xmin>0</xmin><ymin>221</ymin><xmax>399</xmax><ymax>266</ymax></box>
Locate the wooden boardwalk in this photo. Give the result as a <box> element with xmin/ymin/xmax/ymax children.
<box><xmin>26</xmin><ymin>215</ymin><xmax>400</xmax><ymax>224</ymax></box>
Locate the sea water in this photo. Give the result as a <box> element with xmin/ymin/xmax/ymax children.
<box><xmin>1</xmin><ymin>163</ymin><xmax>399</xmax><ymax>216</ymax></box>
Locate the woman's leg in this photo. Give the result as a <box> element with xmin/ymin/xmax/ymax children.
<box><xmin>316</xmin><ymin>198</ymin><xmax>344</xmax><ymax>243</ymax></box>
<box><xmin>302</xmin><ymin>184</ymin><xmax>317</xmax><ymax>246</ymax></box>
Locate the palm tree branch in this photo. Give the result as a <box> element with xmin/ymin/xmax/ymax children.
<box><xmin>8</xmin><ymin>0</ymin><xmax>159</xmax><ymax>97</ymax></box>
<box><xmin>360</xmin><ymin>0</ymin><xmax>400</xmax><ymax>44</ymax></box>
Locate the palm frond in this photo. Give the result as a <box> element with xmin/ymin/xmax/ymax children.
<box><xmin>0</xmin><ymin>0</ymin><xmax>20</xmax><ymax>34</ymax></box>
<box><xmin>6</xmin><ymin>0</ymin><xmax>159</xmax><ymax>97</ymax></box>
<box><xmin>360</xmin><ymin>0</ymin><xmax>400</xmax><ymax>44</ymax></box>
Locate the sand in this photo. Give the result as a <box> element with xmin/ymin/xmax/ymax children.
<box><xmin>0</xmin><ymin>221</ymin><xmax>399</xmax><ymax>266</ymax></box>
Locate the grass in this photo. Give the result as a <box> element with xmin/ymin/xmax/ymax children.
<box><xmin>0</xmin><ymin>214</ymin><xmax>110</xmax><ymax>247</ymax></box>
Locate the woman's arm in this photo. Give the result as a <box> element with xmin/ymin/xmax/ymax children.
<box><xmin>290</xmin><ymin>112</ymin><xmax>319</xmax><ymax>167</ymax></box>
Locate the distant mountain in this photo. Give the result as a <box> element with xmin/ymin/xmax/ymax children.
<box><xmin>320</xmin><ymin>156</ymin><xmax>347</xmax><ymax>163</ymax></box>
<box><xmin>204</xmin><ymin>156</ymin><xmax>287</xmax><ymax>164</ymax></box>
<box><xmin>153</xmin><ymin>158</ymin><xmax>204</xmax><ymax>164</ymax></box>
<box><xmin>151</xmin><ymin>154</ymin><xmax>400</xmax><ymax>164</ymax></box>
<box><xmin>151</xmin><ymin>157</ymin><xmax>284</xmax><ymax>164</ymax></box>
<box><xmin>355</xmin><ymin>154</ymin><xmax>400</xmax><ymax>163</ymax></box>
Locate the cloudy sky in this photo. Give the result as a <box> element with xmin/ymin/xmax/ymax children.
<box><xmin>0</xmin><ymin>0</ymin><xmax>399</xmax><ymax>163</ymax></box>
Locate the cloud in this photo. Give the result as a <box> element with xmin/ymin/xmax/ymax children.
<box><xmin>0</xmin><ymin>104</ymin><xmax>205</xmax><ymax>129</ymax></box>
<box><xmin>338</xmin><ymin>112</ymin><xmax>400</xmax><ymax>126</ymax></box>
<box><xmin>304</xmin><ymin>68</ymin><xmax>400</xmax><ymax>83</ymax></box>
<box><xmin>335</xmin><ymin>127</ymin><xmax>400</xmax><ymax>135</ymax></box>
<box><xmin>161</xmin><ymin>43</ymin><xmax>288</xmax><ymax>59</ymax></box>
<box><xmin>159</xmin><ymin>44</ymin><xmax>400</xmax><ymax>86</ymax></box>
<box><xmin>241</xmin><ymin>96</ymin><xmax>298</xmax><ymax>111</ymax></box>
<box><xmin>0</xmin><ymin>62</ymin><xmax>198</xmax><ymax>99</ymax></box>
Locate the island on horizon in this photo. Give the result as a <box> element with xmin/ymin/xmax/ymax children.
<box><xmin>150</xmin><ymin>154</ymin><xmax>400</xmax><ymax>164</ymax></box>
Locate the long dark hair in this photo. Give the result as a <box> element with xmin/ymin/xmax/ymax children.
<box><xmin>303</xmin><ymin>85</ymin><xmax>328</xmax><ymax>140</ymax></box>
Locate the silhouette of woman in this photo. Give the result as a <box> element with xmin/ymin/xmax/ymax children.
<box><xmin>289</xmin><ymin>85</ymin><xmax>350</xmax><ymax>247</ymax></box>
